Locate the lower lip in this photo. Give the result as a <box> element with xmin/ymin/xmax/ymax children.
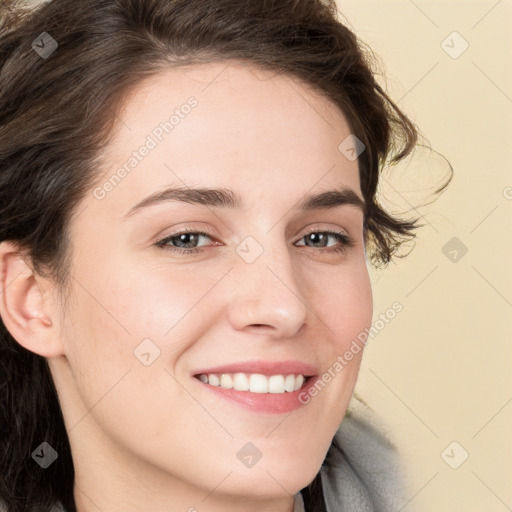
<box><xmin>192</xmin><ymin>375</ymin><xmax>319</xmax><ymax>414</ymax></box>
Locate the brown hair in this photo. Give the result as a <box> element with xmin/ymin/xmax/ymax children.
<box><xmin>0</xmin><ymin>1</ymin><xmax>451</xmax><ymax>511</ymax></box>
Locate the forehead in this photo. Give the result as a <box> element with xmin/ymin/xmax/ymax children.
<box><xmin>91</xmin><ymin>61</ymin><xmax>361</xmax><ymax>218</ymax></box>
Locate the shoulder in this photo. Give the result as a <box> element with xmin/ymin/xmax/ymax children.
<box><xmin>319</xmin><ymin>397</ymin><xmax>406</xmax><ymax>511</ymax></box>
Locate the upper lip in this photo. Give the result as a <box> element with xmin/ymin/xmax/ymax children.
<box><xmin>192</xmin><ymin>360</ymin><xmax>318</xmax><ymax>377</ymax></box>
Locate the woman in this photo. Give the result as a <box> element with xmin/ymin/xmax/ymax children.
<box><xmin>0</xmin><ymin>0</ymin><xmax>451</xmax><ymax>511</ymax></box>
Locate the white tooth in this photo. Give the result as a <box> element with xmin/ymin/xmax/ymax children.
<box><xmin>268</xmin><ymin>375</ymin><xmax>286</xmax><ymax>393</ymax></box>
<box><xmin>208</xmin><ymin>374</ymin><xmax>220</xmax><ymax>386</ymax></box>
<box><xmin>294</xmin><ymin>374</ymin><xmax>304</xmax><ymax>391</ymax></box>
<box><xmin>233</xmin><ymin>372</ymin><xmax>250</xmax><ymax>391</ymax></box>
<box><xmin>285</xmin><ymin>374</ymin><xmax>296</xmax><ymax>392</ymax></box>
<box><xmin>201</xmin><ymin>372</ymin><xmax>307</xmax><ymax>393</ymax></box>
<box><xmin>220</xmin><ymin>374</ymin><xmax>233</xmax><ymax>389</ymax></box>
<box><xmin>249</xmin><ymin>374</ymin><xmax>268</xmax><ymax>393</ymax></box>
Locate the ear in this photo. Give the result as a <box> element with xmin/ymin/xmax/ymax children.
<box><xmin>0</xmin><ymin>240</ymin><xmax>64</xmax><ymax>357</ymax></box>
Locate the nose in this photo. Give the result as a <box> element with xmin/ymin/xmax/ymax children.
<box><xmin>226</xmin><ymin>239</ymin><xmax>309</xmax><ymax>339</ymax></box>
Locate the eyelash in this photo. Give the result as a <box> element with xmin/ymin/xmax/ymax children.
<box><xmin>155</xmin><ymin>227</ymin><xmax>354</xmax><ymax>255</ymax></box>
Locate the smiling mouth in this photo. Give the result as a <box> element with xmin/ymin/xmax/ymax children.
<box><xmin>194</xmin><ymin>372</ymin><xmax>314</xmax><ymax>394</ymax></box>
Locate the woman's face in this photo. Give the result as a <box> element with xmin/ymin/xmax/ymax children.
<box><xmin>49</xmin><ymin>61</ymin><xmax>373</xmax><ymax>510</ymax></box>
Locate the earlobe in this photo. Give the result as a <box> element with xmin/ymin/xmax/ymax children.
<box><xmin>0</xmin><ymin>240</ymin><xmax>64</xmax><ymax>358</ymax></box>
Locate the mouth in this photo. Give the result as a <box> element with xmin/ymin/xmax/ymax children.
<box><xmin>193</xmin><ymin>372</ymin><xmax>315</xmax><ymax>394</ymax></box>
<box><xmin>192</xmin><ymin>370</ymin><xmax>320</xmax><ymax>414</ymax></box>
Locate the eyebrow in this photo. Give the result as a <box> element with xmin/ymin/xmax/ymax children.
<box><xmin>122</xmin><ymin>185</ymin><xmax>366</xmax><ymax>220</ymax></box>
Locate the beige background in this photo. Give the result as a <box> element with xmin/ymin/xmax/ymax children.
<box><xmin>336</xmin><ymin>1</ymin><xmax>512</xmax><ymax>510</ymax></box>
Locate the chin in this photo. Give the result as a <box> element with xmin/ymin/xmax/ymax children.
<box><xmin>220</xmin><ymin>453</ymin><xmax>321</xmax><ymax>498</ymax></box>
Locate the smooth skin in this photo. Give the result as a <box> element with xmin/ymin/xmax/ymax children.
<box><xmin>0</xmin><ymin>61</ymin><xmax>373</xmax><ymax>512</ymax></box>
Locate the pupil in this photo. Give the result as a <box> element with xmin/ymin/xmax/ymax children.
<box><xmin>180</xmin><ymin>234</ymin><xmax>196</xmax><ymax>247</ymax></box>
<box><xmin>309</xmin><ymin>233</ymin><xmax>325</xmax><ymax>246</ymax></box>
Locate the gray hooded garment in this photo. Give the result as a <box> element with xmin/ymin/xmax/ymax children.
<box><xmin>293</xmin><ymin>397</ymin><xmax>405</xmax><ymax>511</ymax></box>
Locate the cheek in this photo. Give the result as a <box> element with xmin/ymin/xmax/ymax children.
<box><xmin>59</xmin><ymin>256</ymin><xmax>147</xmax><ymax>409</ymax></box>
<box><xmin>62</xmin><ymin>293</ymin><xmax>133</xmax><ymax>408</ymax></box>
<box><xmin>61</xmin><ymin>256</ymin><xmax>214</xmax><ymax>402</ymax></box>
<box><xmin>60</xmin><ymin>277</ymin><xmax>188</xmax><ymax>443</ymax></box>
<box><xmin>305</xmin><ymin>262</ymin><xmax>372</xmax><ymax>403</ymax></box>
<box><xmin>317</xmin><ymin>262</ymin><xmax>373</xmax><ymax>349</ymax></box>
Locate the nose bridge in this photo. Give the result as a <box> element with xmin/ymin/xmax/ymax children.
<box><xmin>226</xmin><ymin>230</ymin><xmax>309</xmax><ymax>337</ymax></box>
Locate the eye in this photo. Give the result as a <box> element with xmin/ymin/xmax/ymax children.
<box><xmin>295</xmin><ymin>229</ymin><xmax>354</xmax><ymax>254</ymax></box>
<box><xmin>155</xmin><ymin>229</ymin><xmax>215</xmax><ymax>255</ymax></box>
<box><xmin>155</xmin><ymin>228</ymin><xmax>354</xmax><ymax>255</ymax></box>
